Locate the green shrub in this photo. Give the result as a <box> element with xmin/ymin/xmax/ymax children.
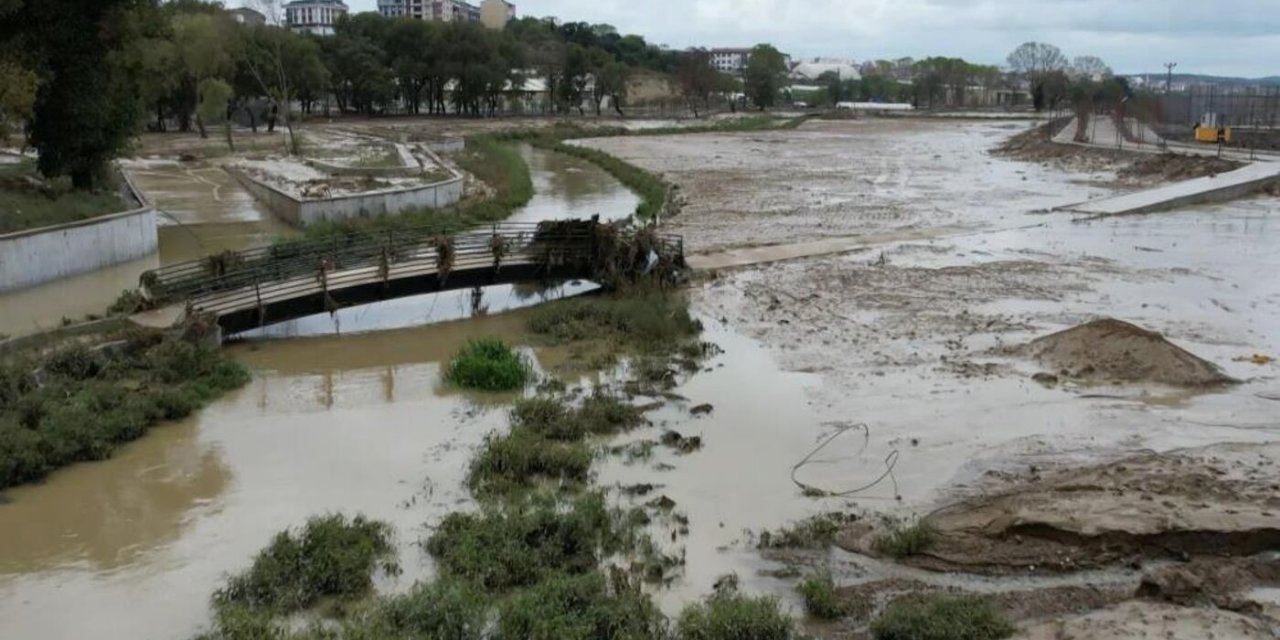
<box><xmin>870</xmin><ymin>594</ymin><xmax>1014</xmax><ymax>640</ymax></box>
<box><xmin>379</xmin><ymin>580</ymin><xmax>488</xmax><ymax>640</ymax></box>
<box><xmin>495</xmin><ymin>572</ymin><xmax>664</xmax><ymax>640</ymax></box>
<box><xmin>677</xmin><ymin>593</ymin><xmax>794</xmax><ymax>640</ymax></box>
<box><xmin>527</xmin><ymin>294</ymin><xmax>700</xmax><ymax>353</ymax></box>
<box><xmin>510</xmin><ymin>392</ymin><xmax>645</xmax><ymax>442</ymax></box>
<box><xmin>425</xmin><ymin>492</ymin><xmax>619</xmax><ymax>592</ymax></box>
<box><xmin>797</xmin><ymin>570</ymin><xmax>848</xmax><ymax>620</ymax></box>
<box><xmin>0</xmin><ymin>330</ymin><xmax>250</xmax><ymax>490</ymax></box>
<box><xmin>872</xmin><ymin>520</ymin><xmax>933</xmax><ymax>558</ymax></box>
<box><xmin>444</xmin><ymin>339</ymin><xmax>532</xmax><ymax>392</ymax></box>
<box><xmin>193</xmin><ymin>604</ymin><xmax>285</xmax><ymax>640</ymax></box>
<box><xmin>467</xmin><ymin>428</ymin><xmax>594</xmax><ymax>495</ymax></box>
<box><xmin>214</xmin><ymin>514</ymin><xmax>397</xmax><ymax>611</ymax></box>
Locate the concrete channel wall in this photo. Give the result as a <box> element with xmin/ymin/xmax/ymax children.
<box><xmin>0</xmin><ymin>170</ymin><xmax>158</xmax><ymax>292</ymax></box>
<box><xmin>228</xmin><ymin>146</ymin><xmax>465</xmax><ymax>227</ymax></box>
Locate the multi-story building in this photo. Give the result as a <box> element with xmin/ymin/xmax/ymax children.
<box><xmin>480</xmin><ymin>0</ymin><xmax>516</xmax><ymax>29</ymax></box>
<box><xmin>285</xmin><ymin>0</ymin><xmax>347</xmax><ymax>36</ymax></box>
<box><xmin>377</xmin><ymin>0</ymin><xmax>495</xmax><ymax>23</ymax></box>
<box><xmin>709</xmin><ymin>48</ymin><xmax>751</xmax><ymax>74</ymax></box>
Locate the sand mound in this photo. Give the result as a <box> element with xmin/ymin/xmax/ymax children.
<box><xmin>1118</xmin><ymin>153</ymin><xmax>1243</xmax><ymax>181</ymax></box>
<box><xmin>838</xmin><ymin>443</ymin><xmax>1280</xmax><ymax>574</ymax></box>
<box><xmin>1024</xmin><ymin>318</ymin><xmax>1235</xmax><ymax>386</ymax></box>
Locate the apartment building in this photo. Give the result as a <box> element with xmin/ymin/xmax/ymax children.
<box><xmin>377</xmin><ymin>0</ymin><xmax>505</xmax><ymax>24</ymax></box>
<box><xmin>285</xmin><ymin>0</ymin><xmax>348</xmax><ymax>36</ymax></box>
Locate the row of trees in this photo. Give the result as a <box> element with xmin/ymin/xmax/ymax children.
<box><xmin>1006</xmin><ymin>41</ymin><xmax>1114</xmax><ymax>111</ymax></box>
<box><xmin>0</xmin><ymin>0</ymin><xmax>697</xmax><ymax>190</ymax></box>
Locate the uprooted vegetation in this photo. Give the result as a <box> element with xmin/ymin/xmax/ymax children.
<box><xmin>0</xmin><ymin>320</ymin><xmax>249</xmax><ymax>490</ymax></box>
<box><xmin>757</xmin><ymin>512</ymin><xmax>856</xmax><ymax>550</ymax></box>
<box><xmin>796</xmin><ymin>569</ymin><xmax>851</xmax><ymax>620</ymax></box>
<box><xmin>871</xmin><ymin>518</ymin><xmax>934</xmax><ymax>559</ymax></box>
<box><xmin>213</xmin><ymin>514</ymin><xmax>398</xmax><ymax>612</ymax></box>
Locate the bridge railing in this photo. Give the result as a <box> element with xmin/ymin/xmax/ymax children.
<box><xmin>141</xmin><ymin>220</ymin><xmax>684</xmax><ymax>308</ymax></box>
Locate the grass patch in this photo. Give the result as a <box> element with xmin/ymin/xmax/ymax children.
<box><xmin>467</xmin><ymin>427</ymin><xmax>594</xmax><ymax>495</ymax></box>
<box><xmin>872</xmin><ymin>519</ymin><xmax>933</xmax><ymax>558</ymax></box>
<box><xmin>443</xmin><ymin>338</ymin><xmax>532</xmax><ymax>392</ymax></box>
<box><xmin>677</xmin><ymin>593</ymin><xmax>794</xmax><ymax>640</ymax></box>
<box><xmin>213</xmin><ymin>513</ymin><xmax>397</xmax><ymax>612</ymax></box>
<box><xmin>425</xmin><ymin>491</ymin><xmax>636</xmax><ymax>592</ymax></box>
<box><xmin>375</xmin><ymin>579</ymin><xmax>489</xmax><ymax>640</ymax></box>
<box><xmin>527</xmin><ymin>293</ymin><xmax>701</xmax><ymax>354</ymax></box>
<box><xmin>511</xmin><ymin>391</ymin><xmax>646</xmax><ymax>441</ymax></box>
<box><xmin>0</xmin><ymin>325</ymin><xmax>249</xmax><ymax>490</ymax></box>
<box><xmin>0</xmin><ymin>159</ymin><xmax>128</xmax><ymax>234</ymax></box>
<box><xmin>757</xmin><ymin>513</ymin><xmax>852</xmax><ymax>550</ymax></box>
<box><xmin>870</xmin><ymin>594</ymin><xmax>1014</xmax><ymax>640</ymax></box>
<box><xmin>797</xmin><ymin>569</ymin><xmax>849</xmax><ymax>620</ymax></box>
<box><xmin>495</xmin><ymin>571</ymin><xmax>664</xmax><ymax>640</ymax></box>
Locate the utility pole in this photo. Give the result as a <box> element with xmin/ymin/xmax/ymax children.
<box><xmin>1164</xmin><ymin>62</ymin><xmax>1178</xmax><ymax>94</ymax></box>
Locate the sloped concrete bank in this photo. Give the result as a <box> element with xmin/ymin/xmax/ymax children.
<box><xmin>0</xmin><ymin>169</ymin><xmax>158</xmax><ymax>292</ymax></box>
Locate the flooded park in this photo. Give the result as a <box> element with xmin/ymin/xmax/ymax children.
<box><xmin>2</xmin><ymin>113</ymin><xmax>1279</xmax><ymax>640</ymax></box>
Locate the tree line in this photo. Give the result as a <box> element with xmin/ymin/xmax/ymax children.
<box><xmin>0</xmin><ymin>0</ymin><xmax>700</xmax><ymax>190</ymax></box>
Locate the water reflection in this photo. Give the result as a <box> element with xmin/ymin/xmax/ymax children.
<box><xmin>506</xmin><ymin>144</ymin><xmax>640</xmax><ymax>223</ymax></box>
<box><xmin>0</xmin><ymin>418</ymin><xmax>230</xmax><ymax>573</ymax></box>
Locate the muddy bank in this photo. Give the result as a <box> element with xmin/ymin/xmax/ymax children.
<box><xmin>1016</xmin><ymin>601</ymin><xmax>1279</xmax><ymax>640</ymax></box>
<box><xmin>839</xmin><ymin>442</ymin><xmax>1280</xmax><ymax>574</ymax></box>
<box><xmin>579</xmin><ymin>119</ymin><xmax>1103</xmax><ymax>253</ymax></box>
<box><xmin>1023</xmin><ymin>318</ymin><xmax>1236</xmax><ymax>387</ymax></box>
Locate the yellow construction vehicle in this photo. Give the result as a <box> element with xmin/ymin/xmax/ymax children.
<box><xmin>1193</xmin><ymin>112</ymin><xmax>1231</xmax><ymax>143</ymax></box>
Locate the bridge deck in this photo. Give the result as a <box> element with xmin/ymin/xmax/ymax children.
<box><xmin>138</xmin><ymin>221</ymin><xmax>683</xmax><ymax>335</ymax></box>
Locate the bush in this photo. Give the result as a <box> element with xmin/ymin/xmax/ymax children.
<box><xmin>495</xmin><ymin>572</ymin><xmax>664</xmax><ymax>640</ymax></box>
<box><xmin>870</xmin><ymin>594</ymin><xmax>1014</xmax><ymax>640</ymax></box>
<box><xmin>527</xmin><ymin>294</ymin><xmax>701</xmax><ymax>354</ymax></box>
<box><xmin>510</xmin><ymin>392</ymin><xmax>645</xmax><ymax>442</ymax></box>
<box><xmin>677</xmin><ymin>593</ymin><xmax>794</xmax><ymax>640</ymax></box>
<box><xmin>444</xmin><ymin>339</ymin><xmax>532</xmax><ymax>392</ymax></box>
<box><xmin>467</xmin><ymin>428</ymin><xmax>594</xmax><ymax>495</ymax></box>
<box><xmin>0</xmin><ymin>330</ymin><xmax>250</xmax><ymax>490</ymax></box>
<box><xmin>797</xmin><ymin>570</ymin><xmax>848</xmax><ymax>620</ymax></box>
<box><xmin>379</xmin><ymin>580</ymin><xmax>488</xmax><ymax>640</ymax></box>
<box><xmin>872</xmin><ymin>520</ymin><xmax>933</xmax><ymax>558</ymax></box>
<box><xmin>214</xmin><ymin>514</ymin><xmax>397</xmax><ymax>611</ymax></box>
<box><xmin>425</xmin><ymin>492</ymin><xmax>618</xmax><ymax>592</ymax></box>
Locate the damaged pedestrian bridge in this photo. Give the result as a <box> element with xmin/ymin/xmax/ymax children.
<box><xmin>135</xmin><ymin>221</ymin><xmax>684</xmax><ymax>336</ymax></box>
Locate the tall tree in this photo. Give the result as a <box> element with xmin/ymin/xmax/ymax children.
<box><xmin>1006</xmin><ymin>42</ymin><xmax>1068</xmax><ymax>77</ymax></box>
<box><xmin>677</xmin><ymin>48</ymin><xmax>717</xmax><ymax>117</ymax></box>
<box><xmin>744</xmin><ymin>44</ymin><xmax>787</xmax><ymax>110</ymax></box>
<box><xmin>1071</xmin><ymin>55</ymin><xmax>1112</xmax><ymax>80</ymax></box>
<box><xmin>19</xmin><ymin>0</ymin><xmax>145</xmax><ymax>189</ymax></box>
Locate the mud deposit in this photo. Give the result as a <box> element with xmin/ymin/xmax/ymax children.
<box><xmin>841</xmin><ymin>443</ymin><xmax>1280</xmax><ymax>573</ymax></box>
<box><xmin>1024</xmin><ymin>318</ymin><xmax>1237</xmax><ymax>387</ymax></box>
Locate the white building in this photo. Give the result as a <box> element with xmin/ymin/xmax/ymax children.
<box><xmin>709</xmin><ymin>48</ymin><xmax>751</xmax><ymax>74</ymax></box>
<box><xmin>285</xmin><ymin>0</ymin><xmax>347</xmax><ymax>36</ymax></box>
<box><xmin>228</xmin><ymin>7</ymin><xmax>267</xmax><ymax>26</ymax></box>
<box><xmin>377</xmin><ymin>0</ymin><xmax>486</xmax><ymax>22</ymax></box>
<box><xmin>791</xmin><ymin>58</ymin><xmax>862</xmax><ymax>82</ymax></box>
<box><xmin>480</xmin><ymin>0</ymin><xmax>516</xmax><ymax>30</ymax></box>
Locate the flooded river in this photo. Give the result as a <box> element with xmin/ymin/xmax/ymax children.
<box><xmin>3</xmin><ymin>141</ymin><xmax>796</xmax><ymax>639</ymax></box>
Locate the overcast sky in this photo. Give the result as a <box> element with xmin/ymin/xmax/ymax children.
<box><xmin>339</xmin><ymin>0</ymin><xmax>1278</xmax><ymax>78</ymax></box>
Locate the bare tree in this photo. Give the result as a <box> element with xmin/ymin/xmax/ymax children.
<box><xmin>1071</xmin><ymin>55</ymin><xmax>1112</xmax><ymax>80</ymax></box>
<box><xmin>243</xmin><ymin>0</ymin><xmax>301</xmax><ymax>154</ymax></box>
<box><xmin>1006</xmin><ymin>42</ymin><xmax>1068</xmax><ymax>77</ymax></box>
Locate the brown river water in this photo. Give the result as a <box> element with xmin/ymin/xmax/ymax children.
<box><xmin>0</xmin><ymin>142</ymin><xmax>828</xmax><ymax>639</ymax></box>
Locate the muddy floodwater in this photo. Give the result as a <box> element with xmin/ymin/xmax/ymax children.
<box><xmin>3</xmin><ymin>118</ymin><xmax>1279</xmax><ymax>638</ymax></box>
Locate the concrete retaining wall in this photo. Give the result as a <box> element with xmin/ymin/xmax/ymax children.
<box><xmin>0</xmin><ymin>170</ymin><xmax>159</xmax><ymax>292</ymax></box>
<box><xmin>228</xmin><ymin>159</ymin><xmax>465</xmax><ymax>227</ymax></box>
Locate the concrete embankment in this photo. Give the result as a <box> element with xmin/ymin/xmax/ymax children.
<box><xmin>0</xmin><ymin>171</ymin><xmax>158</xmax><ymax>292</ymax></box>
<box><xmin>1055</xmin><ymin>161</ymin><xmax>1280</xmax><ymax>217</ymax></box>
